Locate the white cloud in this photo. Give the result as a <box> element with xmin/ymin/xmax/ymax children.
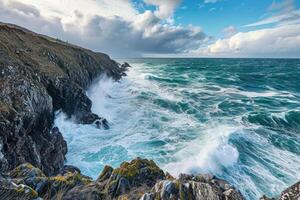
<box><xmin>245</xmin><ymin>0</ymin><xmax>299</xmax><ymax>27</ymax></box>
<box><xmin>194</xmin><ymin>24</ymin><xmax>300</xmax><ymax>58</ymax></box>
<box><xmin>191</xmin><ymin>0</ymin><xmax>300</xmax><ymax>58</ymax></box>
<box><xmin>144</xmin><ymin>0</ymin><xmax>181</xmax><ymax>19</ymax></box>
<box><xmin>245</xmin><ymin>10</ymin><xmax>300</xmax><ymax>27</ymax></box>
<box><xmin>0</xmin><ymin>0</ymin><xmax>206</xmax><ymax>57</ymax></box>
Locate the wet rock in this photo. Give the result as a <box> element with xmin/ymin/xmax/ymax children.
<box><xmin>107</xmin><ymin>157</ymin><xmax>165</xmax><ymax>196</ymax></box>
<box><xmin>260</xmin><ymin>195</ymin><xmax>275</xmax><ymax>200</ymax></box>
<box><xmin>61</xmin><ymin>165</ymin><xmax>82</xmax><ymax>175</ymax></box>
<box><xmin>63</xmin><ymin>158</ymin><xmax>166</xmax><ymax>200</ymax></box>
<box><xmin>1</xmin><ymin>158</ymin><xmax>248</xmax><ymax>200</ymax></box>
<box><xmin>0</xmin><ymin>182</ymin><xmax>38</xmax><ymax>200</ymax></box>
<box><xmin>261</xmin><ymin>181</ymin><xmax>300</xmax><ymax>200</ymax></box>
<box><xmin>142</xmin><ymin>174</ymin><xmax>245</xmax><ymax>200</ymax></box>
<box><xmin>10</xmin><ymin>163</ymin><xmax>46</xmax><ymax>179</ymax></box>
<box><xmin>279</xmin><ymin>181</ymin><xmax>300</xmax><ymax>200</ymax></box>
<box><xmin>62</xmin><ymin>183</ymin><xmax>104</xmax><ymax>200</ymax></box>
<box><xmin>0</xmin><ymin>178</ymin><xmax>38</xmax><ymax>200</ymax></box>
<box><xmin>121</xmin><ymin>62</ymin><xmax>131</xmax><ymax>70</ymax></box>
<box><xmin>0</xmin><ymin>22</ymin><xmax>126</xmax><ymax>175</ymax></box>
<box><xmin>8</xmin><ymin>162</ymin><xmax>93</xmax><ymax>199</ymax></box>
<box><xmin>95</xmin><ymin>118</ymin><xmax>109</xmax><ymax>129</ymax></box>
<box><xmin>97</xmin><ymin>165</ymin><xmax>113</xmax><ymax>182</ymax></box>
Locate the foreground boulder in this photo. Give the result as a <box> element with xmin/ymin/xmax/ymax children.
<box><xmin>63</xmin><ymin>157</ymin><xmax>166</xmax><ymax>200</ymax></box>
<box><xmin>141</xmin><ymin>173</ymin><xmax>245</xmax><ymax>200</ymax></box>
<box><xmin>0</xmin><ymin>22</ymin><xmax>127</xmax><ymax>175</ymax></box>
<box><xmin>104</xmin><ymin>158</ymin><xmax>166</xmax><ymax>199</ymax></box>
<box><xmin>2</xmin><ymin>162</ymin><xmax>92</xmax><ymax>199</ymax></box>
<box><xmin>0</xmin><ymin>158</ymin><xmax>246</xmax><ymax>200</ymax></box>
<box><xmin>0</xmin><ymin>178</ymin><xmax>38</xmax><ymax>200</ymax></box>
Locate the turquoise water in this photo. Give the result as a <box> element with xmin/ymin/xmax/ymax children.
<box><xmin>55</xmin><ymin>58</ymin><xmax>300</xmax><ymax>199</ymax></box>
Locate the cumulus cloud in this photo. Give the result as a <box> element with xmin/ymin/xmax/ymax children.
<box><xmin>144</xmin><ymin>0</ymin><xmax>181</xmax><ymax>19</ymax></box>
<box><xmin>0</xmin><ymin>0</ymin><xmax>206</xmax><ymax>57</ymax></box>
<box><xmin>191</xmin><ymin>0</ymin><xmax>300</xmax><ymax>58</ymax></box>
<box><xmin>193</xmin><ymin>24</ymin><xmax>300</xmax><ymax>58</ymax></box>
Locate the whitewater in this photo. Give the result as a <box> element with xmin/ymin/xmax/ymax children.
<box><xmin>55</xmin><ymin>58</ymin><xmax>300</xmax><ymax>199</ymax></box>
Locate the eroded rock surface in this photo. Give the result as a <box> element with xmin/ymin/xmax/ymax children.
<box><xmin>2</xmin><ymin>157</ymin><xmax>299</xmax><ymax>200</ymax></box>
<box><xmin>0</xmin><ymin>158</ymin><xmax>245</xmax><ymax>200</ymax></box>
<box><xmin>141</xmin><ymin>173</ymin><xmax>245</xmax><ymax>200</ymax></box>
<box><xmin>260</xmin><ymin>181</ymin><xmax>300</xmax><ymax>200</ymax></box>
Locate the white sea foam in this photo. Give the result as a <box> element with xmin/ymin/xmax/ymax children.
<box><xmin>163</xmin><ymin>124</ymin><xmax>240</xmax><ymax>176</ymax></box>
<box><xmin>87</xmin><ymin>75</ymin><xmax>116</xmax><ymax>121</ymax></box>
<box><xmin>54</xmin><ymin>60</ymin><xmax>300</xmax><ymax>200</ymax></box>
<box><xmin>220</xmin><ymin>87</ymin><xmax>295</xmax><ymax>98</ymax></box>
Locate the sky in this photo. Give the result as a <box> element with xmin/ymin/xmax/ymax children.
<box><xmin>0</xmin><ymin>0</ymin><xmax>299</xmax><ymax>58</ymax></box>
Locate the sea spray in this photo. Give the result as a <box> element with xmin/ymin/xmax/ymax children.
<box><xmin>163</xmin><ymin>123</ymin><xmax>240</xmax><ymax>175</ymax></box>
<box><xmin>55</xmin><ymin>58</ymin><xmax>300</xmax><ymax>200</ymax></box>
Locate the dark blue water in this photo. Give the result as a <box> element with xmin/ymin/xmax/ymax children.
<box><xmin>56</xmin><ymin>58</ymin><xmax>300</xmax><ymax>199</ymax></box>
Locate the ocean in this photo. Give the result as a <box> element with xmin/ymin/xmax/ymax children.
<box><xmin>55</xmin><ymin>58</ymin><xmax>300</xmax><ymax>199</ymax></box>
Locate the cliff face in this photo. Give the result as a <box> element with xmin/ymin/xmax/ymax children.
<box><xmin>0</xmin><ymin>22</ymin><xmax>126</xmax><ymax>175</ymax></box>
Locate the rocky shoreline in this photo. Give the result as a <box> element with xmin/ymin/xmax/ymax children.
<box><xmin>0</xmin><ymin>157</ymin><xmax>246</xmax><ymax>200</ymax></box>
<box><xmin>0</xmin><ymin>22</ymin><xmax>299</xmax><ymax>199</ymax></box>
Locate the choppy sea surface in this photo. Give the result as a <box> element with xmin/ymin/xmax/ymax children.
<box><xmin>55</xmin><ymin>58</ymin><xmax>300</xmax><ymax>199</ymax></box>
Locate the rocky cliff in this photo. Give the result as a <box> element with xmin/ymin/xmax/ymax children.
<box><xmin>0</xmin><ymin>22</ymin><xmax>127</xmax><ymax>175</ymax></box>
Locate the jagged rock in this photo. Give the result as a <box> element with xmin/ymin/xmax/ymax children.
<box><xmin>62</xmin><ymin>183</ymin><xmax>104</xmax><ymax>200</ymax></box>
<box><xmin>10</xmin><ymin>163</ymin><xmax>46</xmax><ymax>179</ymax></box>
<box><xmin>261</xmin><ymin>181</ymin><xmax>300</xmax><ymax>200</ymax></box>
<box><xmin>0</xmin><ymin>178</ymin><xmax>38</xmax><ymax>200</ymax></box>
<box><xmin>105</xmin><ymin>157</ymin><xmax>165</xmax><ymax>198</ymax></box>
<box><xmin>120</xmin><ymin>62</ymin><xmax>131</xmax><ymax>76</ymax></box>
<box><xmin>0</xmin><ymin>158</ymin><xmax>249</xmax><ymax>200</ymax></box>
<box><xmin>121</xmin><ymin>62</ymin><xmax>131</xmax><ymax>70</ymax></box>
<box><xmin>61</xmin><ymin>165</ymin><xmax>82</xmax><ymax>175</ymax></box>
<box><xmin>0</xmin><ymin>22</ymin><xmax>126</xmax><ymax>175</ymax></box>
<box><xmin>94</xmin><ymin>118</ymin><xmax>109</xmax><ymax>130</ymax></box>
<box><xmin>279</xmin><ymin>181</ymin><xmax>300</xmax><ymax>200</ymax></box>
<box><xmin>7</xmin><ymin>162</ymin><xmax>93</xmax><ymax>199</ymax></box>
<box><xmin>97</xmin><ymin>165</ymin><xmax>114</xmax><ymax>182</ymax></box>
<box><xmin>61</xmin><ymin>158</ymin><xmax>246</xmax><ymax>200</ymax></box>
<box><xmin>141</xmin><ymin>174</ymin><xmax>245</xmax><ymax>200</ymax></box>
<box><xmin>260</xmin><ymin>195</ymin><xmax>275</xmax><ymax>200</ymax></box>
<box><xmin>61</xmin><ymin>158</ymin><xmax>166</xmax><ymax>200</ymax></box>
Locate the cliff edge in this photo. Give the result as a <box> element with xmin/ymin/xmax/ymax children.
<box><xmin>0</xmin><ymin>22</ymin><xmax>126</xmax><ymax>175</ymax></box>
